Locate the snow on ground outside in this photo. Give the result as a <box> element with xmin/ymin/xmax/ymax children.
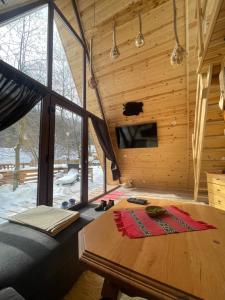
<box><xmin>0</xmin><ymin>166</ymin><xmax>104</xmax><ymax>223</ymax></box>
<box><xmin>0</xmin><ymin>148</ymin><xmax>32</xmax><ymax>164</ymax></box>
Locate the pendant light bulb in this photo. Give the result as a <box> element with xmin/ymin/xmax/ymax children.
<box><xmin>135</xmin><ymin>13</ymin><xmax>145</xmax><ymax>48</ymax></box>
<box><xmin>110</xmin><ymin>45</ymin><xmax>120</xmax><ymax>59</ymax></box>
<box><xmin>170</xmin><ymin>0</ymin><xmax>186</xmax><ymax>66</ymax></box>
<box><xmin>110</xmin><ymin>22</ymin><xmax>120</xmax><ymax>59</ymax></box>
<box><xmin>135</xmin><ymin>33</ymin><xmax>145</xmax><ymax>48</ymax></box>
<box><xmin>170</xmin><ymin>42</ymin><xmax>186</xmax><ymax>66</ymax></box>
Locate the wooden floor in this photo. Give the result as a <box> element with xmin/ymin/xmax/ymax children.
<box><xmin>64</xmin><ymin>271</ymin><xmax>146</xmax><ymax>300</ymax></box>
<box><xmin>80</xmin><ymin>186</ymin><xmax>202</xmax><ymax>220</ymax></box>
<box><xmin>117</xmin><ymin>186</ymin><xmax>195</xmax><ymax>201</ymax></box>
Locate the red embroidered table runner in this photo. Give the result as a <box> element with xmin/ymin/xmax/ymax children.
<box><xmin>113</xmin><ymin>206</ymin><xmax>216</xmax><ymax>238</ymax></box>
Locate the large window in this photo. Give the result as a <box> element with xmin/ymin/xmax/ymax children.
<box><xmin>52</xmin><ymin>13</ymin><xmax>83</xmax><ymax>106</ymax></box>
<box><xmin>88</xmin><ymin>120</ymin><xmax>104</xmax><ymax>200</ymax></box>
<box><xmin>0</xmin><ymin>2</ymin><xmax>118</xmax><ymax>217</ymax></box>
<box><xmin>53</xmin><ymin>106</ymin><xmax>82</xmax><ymax>208</ymax></box>
<box><xmin>0</xmin><ymin>5</ymin><xmax>48</xmax><ymax>84</ymax></box>
<box><xmin>0</xmin><ymin>104</ymin><xmax>41</xmax><ymax>221</ymax></box>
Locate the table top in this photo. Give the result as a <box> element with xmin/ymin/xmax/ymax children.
<box><xmin>79</xmin><ymin>199</ymin><xmax>225</xmax><ymax>300</ymax></box>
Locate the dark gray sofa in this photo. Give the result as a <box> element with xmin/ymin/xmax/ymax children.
<box><xmin>0</xmin><ymin>287</ymin><xmax>25</xmax><ymax>300</ymax></box>
<box><xmin>0</xmin><ymin>216</ymin><xmax>92</xmax><ymax>300</ymax></box>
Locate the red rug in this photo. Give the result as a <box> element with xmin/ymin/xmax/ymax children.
<box><xmin>113</xmin><ymin>206</ymin><xmax>216</xmax><ymax>238</ymax></box>
<box><xmin>94</xmin><ymin>191</ymin><xmax>124</xmax><ymax>203</ymax></box>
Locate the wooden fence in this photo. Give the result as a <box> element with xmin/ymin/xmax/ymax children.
<box><xmin>0</xmin><ymin>166</ymin><xmax>93</xmax><ymax>186</ymax></box>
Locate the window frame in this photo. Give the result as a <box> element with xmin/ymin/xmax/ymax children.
<box><xmin>0</xmin><ymin>1</ymin><xmax>118</xmax><ymax>210</ymax></box>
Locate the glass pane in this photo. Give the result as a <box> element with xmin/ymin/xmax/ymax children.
<box><xmin>53</xmin><ymin>13</ymin><xmax>83</xmax><ymax>106</ymax></box>
<box><xmin>0</xmin><ymin>5</ymin><xmax>48</xmax><ymax>85</ymax></box>
<box><xmin>0</xmin><ymin>104</ymin><xmax>41</xmax><ymax>222</ymax></box>
<box><xmin>53</xmin><ymin>106</ymin><xmax>82</xmax><ymax>208</ymax></box>
<box><xmin>88</xmin><ymin>120</ymin><xmax>104</xmax><ymax>201</ymax></box>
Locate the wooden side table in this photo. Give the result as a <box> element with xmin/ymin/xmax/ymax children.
<box><xmin>207</xmin><ymin>172</ymin><xmax>225</xmax><ymax>211</ymax></box>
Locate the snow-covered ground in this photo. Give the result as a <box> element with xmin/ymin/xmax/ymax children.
<box><xmin>0</xmin><ymin>148</ymin><xmax>32</xmax><ymax>164</ymax></box>
<box><xmin>0</xmin><ymin>166</ymin><xmax>104</xmax><ymax>223</ymax></box>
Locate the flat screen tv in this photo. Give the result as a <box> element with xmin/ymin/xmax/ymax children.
<box><xmin>116</xmin><ymin>122</ymin><xmax>158</xmax><ymax>149</ymax></box>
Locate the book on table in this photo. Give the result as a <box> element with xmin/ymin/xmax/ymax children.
<box><xmin>7</xmin><ymin>205</ymin><xmax>80</xmax><ymax>236</ymax></box>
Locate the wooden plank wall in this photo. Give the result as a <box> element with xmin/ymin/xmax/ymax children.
<box><xmin>55</xmin><ymin>0</ymin><xmax>225</xmax><ymax>193</ymax></box>
<box><xmin>77</xmin><ymin>0</ymin><xmax>191</xmax><ymax>191</ymax></box>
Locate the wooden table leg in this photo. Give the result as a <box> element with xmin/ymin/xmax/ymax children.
<box><xmin>101</xmin><ymin>278</ymin><xmax>121</xmax><ymax>300</ymax></box>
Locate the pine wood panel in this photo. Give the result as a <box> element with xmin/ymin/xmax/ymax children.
<box><xmin>55</xmin><ymin>0</ymin><xmax>201</xmax><ymax>192</ymax></box>
<box><xmin>198</xmin><ymin>0</ymin><xmax>225</xmax><ymax>73</ymax></box>
<box><xmin>76</xmin><ymin>0</ymin><xmax>191</xmax><ymax>191</ymax></box>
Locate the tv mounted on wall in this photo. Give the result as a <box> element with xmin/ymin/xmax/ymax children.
<box><xmin>116</xmin><ymin>122</ymin><xmax>158</xmax><ymax>149</ymax></box>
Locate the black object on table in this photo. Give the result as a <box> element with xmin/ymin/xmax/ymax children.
<box><xmin>127</xmin><ymin>198</ymin><xmax>148</xmax><ymax>205</ymax></box>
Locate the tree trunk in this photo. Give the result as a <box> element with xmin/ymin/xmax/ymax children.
<box><xmin>13</xmin><ymin>120</ymin><xmax>24</xmax><ymax>191</ymax></box>
<box><xmin>13</xmin><ymin>143</ymin><xmax>20</xmax><ymax>191</ymax></box>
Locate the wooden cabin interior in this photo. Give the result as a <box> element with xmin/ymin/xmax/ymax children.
<box><xmin>0</xmin><ymin>0</ymin><xmax>225</xmax><ymax>299</ymax></box>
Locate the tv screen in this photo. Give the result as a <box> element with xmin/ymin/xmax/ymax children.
<box><xmin>116</xmin><ymin>122</ymin><xmax>158</xmax><ymax>149</ymax></box>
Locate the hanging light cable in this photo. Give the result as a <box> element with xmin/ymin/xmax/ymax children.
<box><xmin>170</xmin><ymin>0</ymin><xmax>186</xmax><ymax>65</ymax></box>
<box><xmin>88</xmin><ymin>38</ymin><xmax>97</xmax><ymax>89</ymax></box>
<box><xmin>135</xmin><ymin>12</ymin><xmax>145</xmax><ymax>48</ymax></box>
<box><xmin>110</xmin><ymin>21</ymin><xmax>120</xmax><ymax>59</ymax></box>
<box><xmin>88</xmin><ymin>0</ymin><xmax>97</xmax><ymax>89</ymax></box>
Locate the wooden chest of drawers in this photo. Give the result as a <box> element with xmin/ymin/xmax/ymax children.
<box><xmin>207</xmin><ymin>173</ymin><xmax>225</xmax><ymax>211</ymax></box>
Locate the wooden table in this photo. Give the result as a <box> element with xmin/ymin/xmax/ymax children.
<box><xmin>79</xmin><ymin>199</ymin><xmax>225</xmax><ymax>300</ymax></box>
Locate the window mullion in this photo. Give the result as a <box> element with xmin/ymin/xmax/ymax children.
<box><xmin>47</xmin><ymin>2</ymin><xmax>54</xmax><ymax>89</ymax></box>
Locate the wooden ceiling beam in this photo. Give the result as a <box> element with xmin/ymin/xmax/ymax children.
<box><xmin>83</xmin><ymin>0</ymin><xmax>169</xmax><ymax>38</ymax></box>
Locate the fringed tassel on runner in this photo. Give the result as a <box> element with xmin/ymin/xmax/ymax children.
<box><xmin>113</xmin><ymin>211</ymin><xmax>127</xmax><ymax>236</ymax></box>
<box><xmin>170</xmin><ymin>206</ymin><xmax>217</xmax><ymax>229</ymax></box>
